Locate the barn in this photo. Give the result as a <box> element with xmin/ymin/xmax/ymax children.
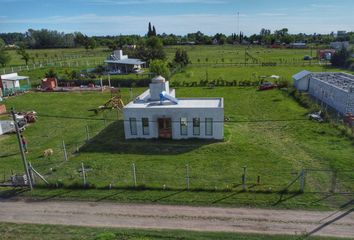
<box><xmin>293</xmin><ymin>71</ymin><xmax>354</xmax><ymax>115</ymax></box>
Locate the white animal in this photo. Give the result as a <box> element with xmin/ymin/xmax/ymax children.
<box><xmin>43</xmin><ymin>149</ymin><xmax>54</xmax><ymax>158</ymax></box>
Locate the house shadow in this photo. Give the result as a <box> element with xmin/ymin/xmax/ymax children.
<box><xmin>79</xmin><ymin>121</ymin><xmax>219</xmax><ymax>155</ymax></box>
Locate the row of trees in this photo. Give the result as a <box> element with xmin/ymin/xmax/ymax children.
<box><xmin>2</xmin><ymin>27</ymin><xmax>354</xmax><ymax>49</ymax></box>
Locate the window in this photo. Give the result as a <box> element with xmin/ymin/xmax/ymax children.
<box><xmin>142</xmin><ymin>118</ymin><xmax>149</xmax><ymax>135</ymax></box>
<box><xmin>129</xmin><ymin>118</ymin><xmax>137</xmax><ymax>135</ymax></box>
<box><xmin>180</xmin><ymin>117</ymin><xmax>188</xmax><ymax>135</ymax></box>
<box><xmin>205</xmin><ymin>118</ymin><xmax>213</xmax><ymax>136</ymax></box>
<box><xmin>193</xmin><ymin>118</ymin><xmax>200</xmax><ymax>135</ymax></box>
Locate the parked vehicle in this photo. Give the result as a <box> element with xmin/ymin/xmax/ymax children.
<box><xmin>259</xmin><ymin>82</ymin><xmax>277</xmax><ymax>91</ymax></box>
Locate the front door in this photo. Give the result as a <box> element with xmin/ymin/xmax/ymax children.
<box><xmin>158</xmin><ymin>118</ymin><xmax>172</xmax><ymax>139</ymax></box>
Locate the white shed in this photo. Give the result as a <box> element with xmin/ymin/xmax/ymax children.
<box><xmin>0</xmin><ymin>73</ymin><xmax>30</xmax><ymax>96</ymax></box>
<box><xmin>123</xmin><ymin>76</ymin><xmax>224</xmax><ymax>140</ymax></box>
<box><xmin>293</xmin><ymin>70</ymin><xmax>312</xmax><ymax>91</ymax></box>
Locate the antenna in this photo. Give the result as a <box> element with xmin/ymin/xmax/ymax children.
<box><xmin>237</xmin><ymin>11</ymin><xmax>240</xmax><ymax>35</ymax></box>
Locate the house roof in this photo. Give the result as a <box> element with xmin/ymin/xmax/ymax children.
<box><xmin>124</xmin><ymin>89</ymin><xmax>223</xmax><ymax>109</ymax></box>
<box><xmin>292</xmin><ymin>70</ymin><xmax>312</xmax><ymax>81</ymax></box>
<box><xmin>1</xmin><ymin>73</ymin><xmax>29</xmax><ymax>81</ymax></box>
<box><xmin>105</xmin><ymin>58</ymin><xmax>145</xmax><ymax>65</ymax></box>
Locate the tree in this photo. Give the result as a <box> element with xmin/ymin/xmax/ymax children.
<box><xmin>45</xmin><ymin>69</ymin><xmax>57</xmax><ymax>78</ymax></box>
<box><xmin>330</xmin><ymin>48</ymin><xmax>353</xmax><ymax>68</ymax></box>
<box><xmin>174</xmin><ymin>49</ymin><xmax>189</xmax><ymax>67</ymax></box>
<box><xmin>148</xmin><ymin>22</ymin><xmax>153</xmax><ymax>37</ymax></box>
<box><xmin>17</xmin><ymin>45</ymin><xmax>30</xmax><ymax>65</ymax></box>
<box><xmin>0</xmin><ymin>38</ymin><xmax>11</xmax><ymax>67</ymax></box>
<box><xmin>149</xmin><ymin>59</ymin><xmax>170</xmax><ymax>78</ymax></box>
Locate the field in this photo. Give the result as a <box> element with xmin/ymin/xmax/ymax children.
<box><xmin>3</xmin><ymin>45</ymin><xmax>352</xmax><ymax>87</ymax></box>
<box><xmin>0</xmin><ymin>222</ymin><xmax>348</xmax><ymax>240</ymax></box>
<box><xmin>0</xmin><ymin>45</ymin><xmax>353</xmax><ymax>209</ymax></box>
<box><xmin>0</xmin><ymin>86</ymin><xmax>353</xmax><ymax>209</ymax></box>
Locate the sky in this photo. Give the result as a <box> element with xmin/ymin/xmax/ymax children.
<box><xmin>0</xmin><ymin>0</ymin><xmax>353</xmax><ymax>36</ymax></box>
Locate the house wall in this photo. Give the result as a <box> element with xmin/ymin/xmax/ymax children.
<box><xmin>308</xmin><ymin>77</ymin><xmax>350</xmax><ymax>114</ymax></box>
<box><xmin>1</xmin><ymin>80</ymin><xmax>20</xmax><ymax>89</ymax></box>
<box><xmin>294</xmin><ymin>75</ymin><xmax>311</xmax><ymax>91</ymax></box>
<box><xmin>123</xmin><ymin>107</ymin><xmax>224</xmax><ymax>140</ymax></box>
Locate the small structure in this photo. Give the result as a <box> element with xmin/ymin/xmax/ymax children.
<box><xmin>105</xmin><ymin>50</ymin><xmax>145</xmax><ymax>74</ymax></box>
<box><xmin>289</xmin><ymin>42</ymin><xmax>307</xmax><ymax>49</ymax></box>
<box><xmin>41</xmin><ymin>78</ymin><xmax>57</xmax><ymax>90</ymax></box>
<box><xmin>0</xmin><ymin>73</ymin><xmax>30</xmax><ymax>97</ymax></box>
<box><xmin>330</xmin><ymin>41</ymin><xmax>350</xmax><ymax>50</ymax></box>
<box><xmin>0</xmin><ymin>120</ymin><xmax>15</xmax><ymax>135</ymax></box>
<box><xmin>123</xmin><ymin>76</ymin><xmax>224</xmax><ymax>140</ymax></box>
<box><xmin>317</xmin><ymin>49</ymin><xmax>336</xmax><ymax>60</ymax></box>
<box><xmin>0</xmin><ymin>104</ymin><xmax>6</xmax><ymax>114</ymax></box>
<box><xmin>293</xmin><ymin>71</ymin><xmax>354</xmax><ymax>114</ymax></box>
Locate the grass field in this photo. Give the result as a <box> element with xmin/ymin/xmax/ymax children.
<box><xmin>3</xmin><ymin>45</ymin><xmax>352</xmax><ymax>88</ymax></box>
<box><xmin>0</xmin><ymin>86</ymin><xmax>353</xmax><ymax>209</ymax></box>
<box><xmin>0</xmin><ymin>222</ymin><xmax>348</xmax><ymax>240</ymax></box>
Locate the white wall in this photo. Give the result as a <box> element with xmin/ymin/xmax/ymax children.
<box><xmin>294</xmin><ymin>76</ymin><xmax>311</xmax><ymax>91</ymax></box>
<box><xmin>309</xmin><ymin>78</ymin><xmax>350</xmax><ymax>114</ymax></box>
<box><xmin>123</xmin><ymin>107</ymin><xmax>224</xmax><ymax>140</ymax></box>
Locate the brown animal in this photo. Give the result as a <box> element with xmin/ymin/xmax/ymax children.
<box><xmin>43</xmin><ymin>149</ymin><xmax>54</xmax><ymax>158</ymax></box>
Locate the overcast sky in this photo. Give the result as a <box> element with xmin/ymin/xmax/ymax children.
<box><xmin>0</xmin><ymin>0</ymin><xmax>353</xmax><ymax>36</ymax></box>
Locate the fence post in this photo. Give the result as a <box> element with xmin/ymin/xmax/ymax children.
<box><xmin>132</xmin><ymin>163</ymin><xmax>137</xmax><ymax>187</ymax></box>
<box><xmin>62</xmin><ymin>140</ymin><xmax>68</xmax><ymax>161</ymax></box>
<box><xmin>300</xmin><ymin>169</ymin><xmax>306</xmax><ymax>192</ymax></box>
<box><xmin>81</xmin><ymin>162</ymin><xmax>86</xmax><ymax>187</ymax></box>
<box><xmin>331</xmin><ymin>170</ymin><xmax>337</xmax><ymax>193</ymax></box>
<box><xmin>242</xmin><ymin>166</ymin><xmax>247</xmax><ymax>191</ymax></box>
<box><xmin>85</xmin><ymin>125</ymin><xmax>90</xmax><ymax>141</ymax></box>
<box><xmin>185</xmin><ymin>164</ymin><xmax>190</xmax><ymax>190</ymax></box>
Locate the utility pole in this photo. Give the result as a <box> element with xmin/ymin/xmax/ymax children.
<box><xmin>11</xmin><ymin>109</ymin><xmax>33</xmax><ymax>190</ymax></box>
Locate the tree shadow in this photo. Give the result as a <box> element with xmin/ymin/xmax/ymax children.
<box><xmin>80</xmin><ymin>121</ymin><xmax>219</xmax><ymax>155</ymax></box>
<box><xmin>0</xmin><ymin>188</ymin><xmax>27</xmax><ymax>200</ymax></box>
<box><xmin>272</xmin><ymin>191</ymin><xmax>302</xmax><ymax>206</ymax></box>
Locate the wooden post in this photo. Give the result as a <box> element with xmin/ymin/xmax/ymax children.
<box><xmin>242</xmin><ymin>166</ymin><xmax>247</xmax><ymax>191</ymax></box>
<box><xmin>85</xmin><ymin>125</ymin><xmax>90</xmax><ymax>141</ymax></box>
<box><xmin>186</xmin><ymin>164</ymin><xmax>190</xmax><ymax>190</ymax></box>
<box><xmin>81</xmin><ymin>162</ymin><xmax>86</xmax><ymax>187</ymax></box>
<box><xmin>331</xmin><ymin>170</ymin><xmax>337</xmax><ymax>193</ymax></box>
<box><xmin>108</xmin><ymin>74</ymin><xmax>111</xmax><ymax>88</ymax></box>
<box><xmin>62</xmin><ymin>140</ymin><xmax>68</xmax><ymax>161</ymax></box>
<box><xmin>300</xmin><ymin>169</ymin><xmax>306</xmax><ymax>193</ymax></box>
<box><xmin>28</xmin><ymin>162</ymin><xmax>35</xmax><ymax>185</ymax></box>
<box><xmin>132</xmin><ymin>163</ymin><xmax>137</xmax><ymax>187</ymax></box>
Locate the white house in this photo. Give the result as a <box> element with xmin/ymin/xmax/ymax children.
<box><xmin>0</xmin><ymin>73</ymin><xmax>30</xmax><ymax>97</ymax></box>
<box><xmin>105</xmin><ymin>50</ymin><xmax>145</xmax><ymax>74</ymax></box>
<box><xmin>293</xmin><ymin>71</ymin><xmax>354</xmax><ymax>114</ymax></box>
<box><xmin>123</xmin><ymin>76</ymin><xmax>224</xmax><ymax>140</ymax></box>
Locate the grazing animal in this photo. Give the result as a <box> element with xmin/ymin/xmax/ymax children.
<box><xmin>43</xmin><ymin>149</ymin><xmax>54</xmax><ymax>158</ymax></box>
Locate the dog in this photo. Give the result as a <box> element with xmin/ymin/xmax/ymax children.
<box><xmin>43</xmin><ymin>149</ymin><xmax>54</xmax><ymax>158</ymax></box>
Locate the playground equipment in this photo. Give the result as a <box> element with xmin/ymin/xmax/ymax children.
<box><xmin>159</xmin><ymin>91</ymin><xmax>179</xmax><ymax>104</ymax></box>
<box><xmin>89</xmin><ymin>89</ymin><xmax>125</xmax><ymax>114</ymax></box>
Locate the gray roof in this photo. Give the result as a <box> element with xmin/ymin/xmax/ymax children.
<box><xmin>293</xmin><ymin>70</ymin><xmax>312</xmax><ymax>81</ymax></box>
<box><xmin>105</xmin><ymin>58</ymin><xmax>145</xmax><ymax>65</ymax></box>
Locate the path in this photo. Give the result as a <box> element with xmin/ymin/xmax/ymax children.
<box><xmin>0</xmin><ymin>200</ymin><xmax>353</xmax><ymax>238</ymax></box>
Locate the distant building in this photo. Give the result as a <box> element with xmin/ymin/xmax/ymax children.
<box><xmin>317</xmin><ymin>49</ymin><xmax>336</xmax><ymax>60</ymax></box>
<box><xmin>289</xmin><ymin>42</ymin><xmax>307</xmax><ymax>49</ymax></box>
<box><xmin>330</xmin><ymin>41</ymin><xmax>350</xmax><ymax>50</ymax></box>
<box><xmin>337</xmin><ymin>31</ymin><xmax>347</xmax><ymax>37</ymax></box>
<box><xmin>293</xmin><ymin>71</ymin><xmax>354</xmax><ymax>114</ymax></box>
<box><xmin>123</xmin><ymin>76</ymin><xmax>224</xmax><ymax>140</ymax></box>
<box><xmin>104</xmin><ymin>50</ymin><xmax>145</xmax><ymax>74</ymax></box>
<box><xmin>0</xmin><ymin>73</ymin><xmax>30</xmax><ymax>97</ymax></box>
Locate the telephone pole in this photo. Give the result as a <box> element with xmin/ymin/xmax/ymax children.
<box><xmin>11</xmin><ymin>109</ymin><xmax>33</xmax><ymax>190</ymax></box>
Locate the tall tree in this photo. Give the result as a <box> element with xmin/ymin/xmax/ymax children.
<box><xmin>152</xmin><ymin>26</ymin><xmax>157</xmax><ymax>37</ymax></box>
<box><xmin>17</xmin><ymin>45</ymin><xmax>30</xmax><ymax>65</ymax></box>
<box><xmin>148</xmin><ymin>22</ymin><xmax>153</xmax><ymax>37</ymax></box>
<box><xmin>0</xmin><ymin>38</ymin><xmax>11</xmax><ymax>67</ymax></box>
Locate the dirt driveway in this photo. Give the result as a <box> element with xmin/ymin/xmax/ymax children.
<box><xmin>0</xmin><ymin>200</ymin><xmax>353</xmax><ymax>238</ymax></box>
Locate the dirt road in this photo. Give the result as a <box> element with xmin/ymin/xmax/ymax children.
<box><xmin>0</xmin><ymin>200</ymin><xmax>353</xmax><ymax>238</ymax></box>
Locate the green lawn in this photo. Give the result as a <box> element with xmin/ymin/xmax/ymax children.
<box><xmin>0</xmin><ymin>222</ymin><xmax>349</xmax><ymax>240</ymax></box>
<box><xmin>0</xmin><ymin>87</ymin><xmax>353</xmax><ymax>209</ymax></box>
